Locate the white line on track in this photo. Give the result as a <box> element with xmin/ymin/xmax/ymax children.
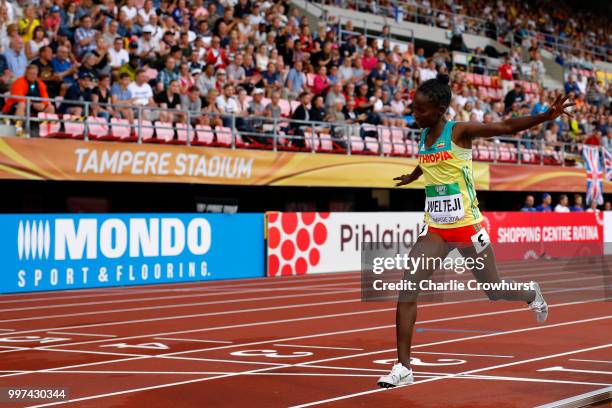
<box><xmin>4</xmin><ymin>297</ymin><xmax>604</xmax><ymax>383</ymax></box>
<box><xmin>153</xmin><ymin>337</ymin><xmax>232</xmax><ymax>344</ymax></box>
<box><xmin>26</xmin><ymin>284</ymin><xmax>608</xmax><ymax>352</ymax></box>
<box><xmin>290</xmin><ymin>342</ymin><xmax>612</xmax><ymax>407</ymax></box>
<box><xmin>26</xmin><ymin>315</ymin><xmax>612</xmax><ymax>408</ymax></box>
<box><xmin>412</xmin><ymin>351</ymin><xmax>514</xmax><ymax>358</ymax></box>
<box><xmin>569</xmin><ymin>358</ymin><xmax>612</xmax><ymax>364</ymax></box>
<box><xmin>47</xmin><ymin>332</ymin><xmax>117</xmax><ymax>338</ymax></box>
<box><xmin>273</xmin><ymin>344</ymin><xmax>364</xmax><ymax>351</ymax></box>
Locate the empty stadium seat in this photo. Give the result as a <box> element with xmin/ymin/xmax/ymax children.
<box><xmin>87</xmin><ymin>116</ymin><xmax>112</xmax><ymax>140</ymax></box>
<box><xmin>194</xmin><ymin>125</ymin><xmax>215</xmax><ymax>145</ymax></box>
<box><xmin>110</xmin><ymin>118</ymin><xmax>133</xmax><ymax>141</ymax></box>
<box><xmin>172</xmin><ymin>123</ymin><xmax>194</xmax><ymax>145</ymax></box>
<box><xmin>215</xmin><ymin>127</ymin><xmax>233</xmax><ymax>146</ymax></box>
<box><xmin>63</xmin><ymin>115</ymin><xmax>86</xmax><ymax>139</ymax></box>
<box><xmin>278</xmin><ymin>99</ymin><xmax>292</xmax><ymax>117</ymax></box>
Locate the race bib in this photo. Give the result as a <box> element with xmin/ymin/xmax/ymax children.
<box><xmin>425</xmin><ymin>183</ymin><xmax>465</xmax><ymax>224</ymax></box>
<box><xmin>471</xmin><ymin>227</ymin><xmax>490</xmax><ymax>254</ymax></box>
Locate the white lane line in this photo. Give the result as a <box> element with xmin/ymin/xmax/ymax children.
<box><xmin>273</xmin><ymin>344</ymin><xmax>364</xmax><ymax>351</ymax></box>
<box><xmin>412</xmin><ymin>351</ymin><xmax>514</xmax><ymax>358</ymax></box>
<box><xmin>153</xmin><ymin>337</ymin><xmax>232</xmax><ymax>344</ymax></box>
<box><xmin>26</xmin><ymin>315</ymin><xmax>612</xmax><ymax>408</ymax></box>
<box><xmin>538</xmin><ymin>366</ymin><xmax>612</xmax><ymax>375</ymax></box>
<box><xmin>0</xmin><ymin>289</ymin><xmax>358</xmax><ymax>324</ymax></box>
<box><xmin>0</xmin><ymin>329</ymin><xmax>15</xmax><ymax>332</ymax></box>
<box><xmin>4</xmin><ymin>295</ymin><xmax>605</xmax><ymax>383</ymax></box>
<box><xmin>569</xmin><ymin>358</ymin><xmax>612</xmax><ymax>364</ymax></box>
<box><xmin>290</xmin><ymin>342</ymin><xmax>612</xmax><ymax>407</ymax></box>
<box><xmin>31</xmin><ymin>285</ymin><xmax>608</xmax><ymax>352</ymax></box>
<box><xmin>32</xmin><ymin>348</ymin><xmax>145</xmax><ymax>358</ymax></box>
<box><xmin>47</xmin><ymin>332</ymin><xmax>117</xmax><ymax>338</ymax></box>
<box><xmin>0</xmin><ymin>280</ymin><xmax>358</xmax><ymax>313</ymax></box>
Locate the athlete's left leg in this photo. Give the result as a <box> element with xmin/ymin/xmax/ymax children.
<box><xmin>458</xmin><ymin>241</ymin><xmax>548</xmax><ymax>322</ymax></box>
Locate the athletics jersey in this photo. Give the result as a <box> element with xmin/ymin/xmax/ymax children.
<box><xmin>417</xmin><ymin>121</ymin><xmax>483</xmax><ymax>229</ymax></box>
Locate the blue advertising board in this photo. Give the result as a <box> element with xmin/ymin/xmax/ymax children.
<box><xmin>0</xmin><ymin>213</ymin><xmax>264</xmax><ymax>293</ymax></box>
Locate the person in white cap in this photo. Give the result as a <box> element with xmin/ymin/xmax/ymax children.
<box><xmin>137</xmin><ymin>25</ymin><xmax>160</xmax><ymax>60</ymax></box>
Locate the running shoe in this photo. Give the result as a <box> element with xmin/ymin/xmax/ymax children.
<box><xmin>528</xmin><ymin>281</ymin><xmax>548</xmax><ymax>323</ymax></box>
<box><xmin>377</xmin><ymin>362</ymin><xmax>414</xmax><ymax>388</ymax></box>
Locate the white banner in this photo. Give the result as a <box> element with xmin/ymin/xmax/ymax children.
<box><xmin>266</xmin><ymin>212</ymin><xmax>425</xmax><ymax>276</ymax></box>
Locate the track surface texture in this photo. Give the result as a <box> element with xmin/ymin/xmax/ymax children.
<box><xmin>0</xmin><ymin>257</ymin><xmax>610</xmax><ymax>407</ymax></box>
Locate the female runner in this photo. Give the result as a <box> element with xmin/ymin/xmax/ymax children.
<box><xmin>377</xmin><ymin>74</ymin><xmax>574</xmax><ymax>388</ymax></box>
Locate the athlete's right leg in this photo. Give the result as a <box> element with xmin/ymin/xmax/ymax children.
<box><xmin>396</xmin><ymin>232</ymin><xmax>450</xmax><ymax>367</ymax></box>
<box><xmin>378</xmin><ymin>231</ymin><xmax>449</xmax><ymax>388</ymax></box>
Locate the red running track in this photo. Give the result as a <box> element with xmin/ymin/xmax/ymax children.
<box><xmin>0</xmin><ymin>257</ymin><xmax>610</xmax><ymax>407</ymax></box>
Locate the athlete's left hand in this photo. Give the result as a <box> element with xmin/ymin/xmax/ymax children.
<box><xmin>543</xmin><ymin>94</ymin><xmax>575</xmax><ymax>121</ymax></box>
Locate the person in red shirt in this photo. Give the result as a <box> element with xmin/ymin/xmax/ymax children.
<box><xmin>584</xmin><ymin>130</ymin><xmax>601</xmax><ymax>145</ymax></box>
<box><xmin>205</xmin><ymin>36</ymin><xmax>228</xmax><ymax>68</ymax></box>
<box><xmin>499</xmin><ymin>56</ymin><xmax>515</xmax><ymax>96</ymax></box>
<box><xmin>3</xmin><ymin>64</ymin><xmax>54</xmax><ymax>117</ymax></box>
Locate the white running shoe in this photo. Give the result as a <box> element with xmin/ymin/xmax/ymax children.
<box><xmin>528</xmin><ymin>281</ymin><xmax>548</xmax><ymax>323</ymax></box>
<box><xmin>377</xmin><ymin>362</ymin><xmax>414</xmax><ymax>388</ymax></box>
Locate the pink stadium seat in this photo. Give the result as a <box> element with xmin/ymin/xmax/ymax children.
<box><xmin>194</xmin><ymin>125</ymin><xmax>215</xmax><ymax>145</ymax></box>
<box><xmin>216</xmin><ymin>127</ymin><xmax>233</xmax><ymax>146</ymax></box>
<box><xmin>472</xmin><ymin>74</ymin><xmax>483</xmax><ymax>86</ymax></box>
<box><xmin>523</xmin><ymin>82</ymin><xmax>532</xmax><ymax>93</ymax></box>
<box><xmin>482</xmin><ymin>75</ymin><xmax>492</xmax><ymax>87</ymax></box>
<box><xmin>87</xmin><ymin>117</ymin><xmax>112</xmax><ymax>140</ymax></box>
<box><xmin>289</xmin><ymin>101</ymin><xmax>300</xmax><ymax>113</ymax></box>
<box><xmin>406</xmin><ymin>139</ymin><xmax>418</xmax><ymax>156</ymax></box>
<box><xmin>139</xmin><ymin>120</ymin><xmax>155</xmax><ymax>141</ymax></box>
<box><xmin>172</xmin><ymin>123</ymin><xmax>193</xmax><ymax>145</ymax></box>
<box><xmin>478</xmin><ymin>86</ymin><xmax>488</xmax><ymax>98</ymax></box>
<box><xmin>465</xmin><ymin>73</ymin><xmax>475</xmax><ymax>84</ymax></box>
<box><xmin>306</xmin><ymin>73</ymin><xmax>316</xmax><ymax>88</ymax></box>
<box><xmin>392</xmin><ymin>138</ymin><xmax>406</xmax><ymax>156</ymax></box>
<box><xmin>350</xmin><ymin>136</ymin><xmax>366</xmax><ymax>154</ymax></box>
<box><xmin>63</xmin><ymin>115</ymin><xmax>85</xmax><ymax>139</ymax></box>
<box><xmin>38</xmin><ymin>113</ymin><xmax>61</xmax><ymax>138</ymax></box>
<box><xmin>110</xmin><ymin>118</ymin><xmax>132</xmax><ymax>141</ymax></box>
<box><xmin>279</xmin><ymin>99</ymin><xmax>292</xmax><ymax>117</ymax></box>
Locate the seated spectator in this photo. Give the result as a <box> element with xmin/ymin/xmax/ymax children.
<box><xmin>201</xmin><ymin>88</ymin><xmax>224</xmax><ymax>129</ymax></box>
<box><xmin>155</xmin><ymin>80</ymin><xmax>183</xmax><ymax>123</ymax></box>
<box><xmin>289</xmin><ymin>91</ymin><xmax>311</xmax><ymax>148</ymax></box>
<box><xmin>50</xmin><ymin>44</ymin><xmax>77</xmax><ymax>90</ymax></box>
<box><xmin>157</xmin><ymin>56</ymin><xmax>179</xmax><ymax>92</ymax></box>
<box><xmin>325</xmin><ymin>99</ymin><xmax>348</xmax><ymax>150</ymax></box>
<box><xmin>535</xmin><ymin>193</ymin><xmax>553</xmax><ymax>212</ymax></box>
<box><xmin>521</xmin><ymin>195</ymin><xmax>536</xmax><ymax>212</ymax></box>
<box><xmin>92</xmin><ymin>74</ymin><xmax>116</xmax><ymax>121</ymax></box>
<box><xmin>554</xmin><ymin>194</ymin><xmax>570</xmax><ymax>212</ymax></box>
<box><xmin>215</xmin><ymin>83</ymin><xmax>239</xmax><ymax>127</ymax></box>
<box><xmin>325</xmin><ymin>82</ymin><xmax>346</xmax><ymax>110</ymax></box>
<box><xmin>312</xmin><ymin>65</ymin><xmax>329</xmax><ymax>95</ymax></box>
<box><xmin>5</xmin><ymin>35</ymin><xmax>27</xmax><ymax>77</ymax></box>
<box><xmin>2</xmin><ymin>64</ymin><xmax>54</xmax><ymax>133</ymax></box>
<box><xmin>181</xmin><ymin>86</ymin><xmax>204</xmax><ymax>126</ymax></box>
<box><xmin>504</xmin><ymin>83</ymin><xmax>526</xmax><ymax>114</ymax></box>
<box><xmin>74</xmin><ymin>15</ymin><xmax>97</xmax><ymax>57</ymax></box>
<box><xmin>309</xmin><ymin>94</ymin><xmax>326</xmax><ymax>124</ymax></box>
<box><xmin>109</xmin><ymin>37</ymin><xmax>130</xmax><ymax>70</ymax></box>
<box><xmin>110</xmin><ymin>72</ymin><xmax>135</xmax><ymax>123</ymax></box>
<box><xmin>59</xmin><ymin>72</ymin><xmax>94</xmax><ymax>116</ymax></box>
<box><xmin>586</xmin><ymin>200</ymin><xmax>600</xmax><ymax>213</ymax></box>
<box><xmin>285</xmin><ymin>60</ymin><xmax>306</xmax><ymax>99</ymax></box>
<box><xmin>570</xmin><ymin>194</ymin><xmax>585</xmax><ymax>212</ymax></box>
<box><xmin>244</xmin><ymin>88</ymin><xmax>268</xmax><ymax>144</ymax></box>
<box><xmin>261</xmin><ymin>62</ymin><xmax>282</xmax><ymax>97</ymax></box>
<box><xmin>128</xmin><ymin>68</ymin><xmax>156</xmax><ymax>119</ymax></box>
<box><xmin>118</xmin><ymin>55</ymin><xmax>141</xmax><ymax>82</ymax></box>
<box><xmin>26</xmin><ymin>26</ymin><xmax>49</xmax><ymax>61</ymax></box>
<box><xmin>264</xmin><ymin>91</ymin><xmax>282</xmax><ymax>120</ymax></box>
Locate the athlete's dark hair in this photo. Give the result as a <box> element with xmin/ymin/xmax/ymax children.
<box><xmin>416</xmin><ymin>73</ymin><xmax>452</xmax><ymax>108</ymax></box>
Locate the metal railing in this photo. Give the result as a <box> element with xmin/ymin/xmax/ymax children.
<box><xmin>0</xmin><ymin>94</ymin><xmax>600</xmax><ymax>168</ymax></box>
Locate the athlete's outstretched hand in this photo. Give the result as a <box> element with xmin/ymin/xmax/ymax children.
<box><xmin>394</xmin><ymin>166</ymin><xmax>423</xmax><ymax>187</ymax></box>
<box><xmin>544</xmin><ymin>94</ymin><xmax>575</xmax><ymax>121</ymax></box>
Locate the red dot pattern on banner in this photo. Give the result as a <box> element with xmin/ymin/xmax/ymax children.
<box><xmin>269</xmin><ymin>227</ymin><xmax>280</xmax><ymax>249</ymax></box>
<box><xmin>295</xmin><ymin>257</ymin><xmax>307</xmax><ymax>275</ymax></box>
<box><xmin>309</xmin><ymin>248</ymin><xmax>320</xmax><ymax>266</ymax></box>
<box><xmin>302</xmin><ymin>213</ymin><xmax>315</xmax><ymax>225</ymax></box>
<box><xmin>268</xmin><ymin>254</ymin><xmax>279</xmax><ymax>276</ymax></box>
<box><xmin>281</xmin><ymin>264</ymin><xmax>293</xmax><ymax>276</ymax></box>
<box><xmin>313</xmin><ymin>223</ymin><xmax>327</xmax><ymax>245</ymax></box>
<box><xmin>296</xmin><ymin>228</ymin><xmax>310</xmax><ymax>251</ymax></box>
<box><xmin>281</xmin><ymin>240</ymin><xmax>295</xmax><ymax>261</ymax></box>
<box><xmin>282</xmin><ymin>213</ymin><xmax>298</xmax><ymax>234</ymax></box>
<box><xmin>268</xmin><ymin>212</ymin><xmax>329</xmax><ymax>276</ymax></box>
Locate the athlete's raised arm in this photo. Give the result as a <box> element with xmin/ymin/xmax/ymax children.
<box><xmin>394</xmin><ymin>165</ymin><xmax>423</xmax><ymax>187</ymax></box>
<box><xmin>454</xmin><ymin>94</ymin><xmax>574</xmax><ymax>143</ymax></box>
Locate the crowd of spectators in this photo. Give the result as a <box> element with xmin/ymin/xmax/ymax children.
<box><xmin>520</xmin><ymin>193</ymin><xmax>611</xmax><ymax>212</ymax></box>
<box><xmin>0</xmin><ymin>0</ymin><xmax>609</xmax><ymax>150</ymax></box>
<box><xmin>338</xmin><ymin>0</ymin><xmax>610</xmax><ymax>66</ymax></box>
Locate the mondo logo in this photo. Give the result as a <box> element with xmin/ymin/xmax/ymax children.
<box><xmin>18</xmin><ymin>221</ymin><xmax>51</xmax><ymax>260</ymax></box>
<box><xmin>267</xmin><ymin>212</ymin><xmax>329</xmax><ymax>276</ymax></box>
